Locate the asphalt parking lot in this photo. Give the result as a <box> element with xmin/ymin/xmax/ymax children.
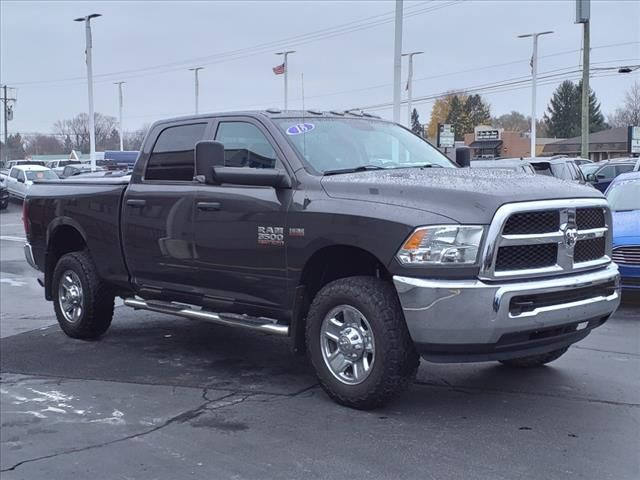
<box><xmin>1</xmin><ymin>200</ymin><xmax>639</xmax><ymax>480</ymax></box>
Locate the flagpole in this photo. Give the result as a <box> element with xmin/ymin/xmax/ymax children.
<box><xmin>276</xmin><ymin>50</ymin><xmax>295</xmax><ymax>111</ymax></box>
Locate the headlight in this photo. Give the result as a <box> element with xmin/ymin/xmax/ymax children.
<box><xmin>396</xmin><ymin>225</ymin><xmax>484</xmax><ymax>265</ymax></box>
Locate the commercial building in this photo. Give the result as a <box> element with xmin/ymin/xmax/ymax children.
<box><xmin>542</xmin><ymin>127</ymin><xmax>636</xmax><ymax>161</ymax></box>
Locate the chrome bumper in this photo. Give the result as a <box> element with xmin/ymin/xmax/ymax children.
<box><xmin>24</xmin><ymin>242</ymin><xmax>38</xmax><ymax>270</ymax></box>
<box><xmin>393</xmin><ymin>263</ymin><xmax>620</xmax><ymax>359</ymax></box>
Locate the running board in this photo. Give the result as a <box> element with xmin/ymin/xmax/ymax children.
<box><xmin>123</xmin><ymin>298</ymin><xmax>289</xmax><ymax>336</ymax></box>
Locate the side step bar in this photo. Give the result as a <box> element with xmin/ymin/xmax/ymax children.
<box><xmin>123</xmin><ymin>298</ymin><xmax>289</xmax><ymax>336</ymax></box>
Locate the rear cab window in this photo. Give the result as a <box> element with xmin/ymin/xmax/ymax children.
<box><xmin>145</xmin><ymin>123</ymin><xmax>207</xmax><ymax>181</ymax></box>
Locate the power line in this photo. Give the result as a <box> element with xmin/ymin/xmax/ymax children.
<box><xmin>5</xmin><ymin>1</ymin><xmax>460</xmax><ymax>87</ymax></box>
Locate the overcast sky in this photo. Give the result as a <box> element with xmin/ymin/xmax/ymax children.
<box><xmin>1</xmin><ymin>0</ymin><xmax>638</xmax><ymax>136</ymax></box>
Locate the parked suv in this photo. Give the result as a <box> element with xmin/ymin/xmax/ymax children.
<box><xmin>581</xmin><ymin>160</ymin><xmax>636</xmax><ymax>192</ymax></box>
<box><xmin>528</xmin><ymin>157</ymin><xmax>586</xmax><ymax>184</ymax></box>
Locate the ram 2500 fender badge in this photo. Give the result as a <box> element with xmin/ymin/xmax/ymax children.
<box><xmin>258</xmin><ymin>226</ymin><xmax>285</xmax><ymax>246</ymax></box>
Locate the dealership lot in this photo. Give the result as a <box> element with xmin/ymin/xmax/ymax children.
<box><xmin>1</xmin><ymin>201</ymin><xmax>639</xmax><ymax>480</ymax></box>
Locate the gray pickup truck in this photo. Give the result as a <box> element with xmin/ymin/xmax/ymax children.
<box><xmin>23</xmin><ymin>110</ymin><xmax>621</xmax><ymax>409</ymax></box>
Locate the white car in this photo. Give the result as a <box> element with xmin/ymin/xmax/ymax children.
<box><xmin>45</xmin><ymin>159</ymin><xmax>84</xmax><ymax>176</ymax></box>
<box><xmin>6</xmin><ymin>165</ymin><xmax>58</xmax><ymax>200</ymax></box>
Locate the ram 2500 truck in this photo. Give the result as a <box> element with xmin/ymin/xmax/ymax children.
<box><xmin>23</xmin><ymin>111</ymin><xmax>621</xmax><ymax>409</ymax></box>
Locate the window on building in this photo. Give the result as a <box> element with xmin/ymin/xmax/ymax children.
<box><xmin>145</xmin><ymin>123</ymin><xmax>207</xmax><ymax>181</ymax></box>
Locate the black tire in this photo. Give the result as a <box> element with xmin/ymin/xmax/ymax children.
<box><xmin>306</xmin><ymin>276</ymin><xmax>419</xmax><ymax>410</ymax></box>
<box><xmin>499</xmin><ymin>347</ymin><xmax>568</xmax><ymax>368</ymax></box>
<box><xmin>52</xmin><ymin>250</ymin><xmax>114</xmax><ymax>339</ymax></box>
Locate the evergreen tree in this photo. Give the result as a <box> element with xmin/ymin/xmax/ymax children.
<box><xmin>544</xmin><ymin>80</ymin><xmax>607</xmax><ymax>138</ymax></box>
<box><xmin>576</xmin><ymin>80</ymin><xmax>607</xmax><ymax>133</ymax></box>
<box><xmin>544</xmin><ymin>80</ymin><xmax>580</xmax><ymax>138</ymax></box>
<box><xmin>464</xmin><ymin>94</ymin><xmax>491</xmax><ymax>131</ymax></box>
<box><xmin>411</xmin><ymin>108</ymin><xmax>423</xmax><ymax>137</ymax></box>
<box><xmin>446</xmin><ymin>96</ymin><xmax>470</xmax><ymax>140</ymax></box>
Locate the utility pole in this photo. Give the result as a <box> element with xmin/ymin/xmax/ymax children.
<box><xmin>1</xmin><ymin>86</ymin><xmax>17</xmax><ymax>163</ymax></box>
<box><xmin>393</xmin><ymin>0</ymin><xmax>403</xmax><ymax>123</ymax></box>
<box><xmin>580</xmin><ymin>20</ymin><xmax>590</xmax><ymax>159</ymax></box>
<box><xmin>114</xmin><ymin>82</ymin><xmax>125</xmax><ymax>151</ymax></box>
<box><xmin>576</xmin><ymin>0</ymin><xmax>591</xmax><ymax>159</ymax></box>
<box><xmin>518</xmin><ymin>30</ymin><xmax>553</xmax><ymax>157</ymax></box>
<box><xmin>275</xmin><ymin>51</ymin><xmax>295</xmax><ymax>110</ymax></box>
<box><xmin>402</xmin><ymin>51</ymin><xmax>423</xmax><ymax>128</ymax></box>
<box><xmin>189</xmin><ymin>67</ymin><xmax>204</xmax><ymax>115</ymax></box>
<box><xmin>74</xmin><ymin>13</ymin><xmax>102</xmax><ymax>171</ymax></box>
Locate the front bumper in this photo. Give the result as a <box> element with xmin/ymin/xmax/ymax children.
<box><xmin>393</xmin><ymin>263</ymin><xmax>621</xmax><ymax>363</ymax></box>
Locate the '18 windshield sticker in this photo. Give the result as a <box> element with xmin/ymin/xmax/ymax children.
<box><xmin>286</xmin><ymin>123</ymin><xmax>315</xmax><ymax>135</ymax></box>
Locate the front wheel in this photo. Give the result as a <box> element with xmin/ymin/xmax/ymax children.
<box><xmin>499</xmin><ymin>347</ymin><xmax>568</xmax><ymax>368</ymax></box>
<box><xmin>306</xmin><ymin>276</ymin><xmax>419</xmax><ymax>410</ymax></box>
<box><xmin>52</xmin><ymin>250</ymin><xmax>114</xmax><ymax>339</ymax></box>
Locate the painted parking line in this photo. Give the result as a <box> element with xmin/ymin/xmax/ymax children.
<box><xmin>0</xmin><ymin>235</ymin><xmax>26</xmax><ymax>242</ymax></box>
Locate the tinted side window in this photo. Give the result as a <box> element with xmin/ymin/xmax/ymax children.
<box><xmin>598</xmin><ymin>166</ymin><xmax>616</xmax><ymax>179</ymax></box>
<box><xmin>616</xmin><ymin>164</ymin><xmax>634</xmax><ymax>175</ymax></box>
<box><xmin>215</xmin><ymin>122</ymin><xmax>277</xmax><ymax>169</ymax></box>
<box><xmin>145</xmin><ymin>123</ymin><xmax>207</xmax><ymax>181</ymax></box>
<box><xmin>17</xmin><ymin>171</ymin><xmax>25</xmax><ymax>181</ymax></box>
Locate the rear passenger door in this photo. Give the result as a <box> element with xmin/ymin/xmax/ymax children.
<box><xmin>190</xmin><ymin>117</ymin><xmax>292</xmax><ymax>315</ymax></box>
<box><xmin>122</xmin><ymin>121</ymin><xmax>208</xmax><ymax>297</ymax></box>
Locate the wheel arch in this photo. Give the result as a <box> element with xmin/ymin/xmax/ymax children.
<box><xmin>291</xmin><ymin>244</ymin><xmax>394</xmax><ymax>354</ymax></box>
<box><xmin>44</xmin><ymin>221</ymin><xmax>88</xmax><ymax>300</ymax></box>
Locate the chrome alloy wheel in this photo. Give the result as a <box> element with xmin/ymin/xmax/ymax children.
<box><xmin>320</xmin><ymin>305</ymin><xmax>375</xmax><ymax>385</ymax></box>
<box><xmin>58</xmin><ymin>270</ymin><xmax>84</xmax><ymax>323</ymax></box>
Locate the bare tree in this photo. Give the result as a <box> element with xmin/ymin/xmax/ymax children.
<box><xmin>53</xmin><ymin>112</ymin><xmax>119</xmax><ymax>153</ymax></box>
<box><xmin>124</xmin><ymin>124</ymin><xmax>149</xmax><ymax>151</ymax></box>
<box><xmin>608</xmin><ymin>81</ymin><xmax>640</xmax><ymax>128</ymax></box>
<box><xmin>24</xmin><ymin>134</ymin><xmax>65</xmax><ymax>155</ymax></box>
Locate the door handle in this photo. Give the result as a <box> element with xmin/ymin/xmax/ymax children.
<box><xmin>126</xmin><ymin>199</ymin><xmax>146</xmax><ymax>207</ymax></box>
<box><xmin>196</xmin><ymin>201</ymin><xmax>222</xmax><ymax>211</ymax></box>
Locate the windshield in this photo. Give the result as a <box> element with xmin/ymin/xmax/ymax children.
<box><xmin>606</xmin><ymin>179</ymin><xmax>640</xmax><ymax>211</ymax></box>
<box><xmin>26</xmin><ymin>170</ymin><xmax>58</xmax><ymax>181</ymax></box>
<box><xmin>274</xmin><ymin>118</ymin><xmax>454</xmax><ymax>174</ymax></box>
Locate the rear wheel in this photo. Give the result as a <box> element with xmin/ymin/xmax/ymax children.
<box><xmin>306</xmin><ymin>276</ymin><xmax>419</xmax><ymax>410</ymax></box>
<box><xmin>52</xmin><ymin>250</ymin><xmax>114</xmax><ymax>339</ymax></box>
<box><xmin>499</xmin><ymin>347</ymin><xmax>568</xmax><ymax>368</ymax></box>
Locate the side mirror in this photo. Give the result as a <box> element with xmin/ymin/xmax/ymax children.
<box><xmin>17</xmin><ymin>177</ymin><xmax>25</xmax><ymax>183</ymax></box>
<box><xmin>213</xmin><ymin>166</ymin><xmax>291</xmax><ymax>188</ymax></box>
<box><xmin>455</xmin><ymin>147</ymin><xmax>471</xmax><ymax>168</ymax></box>
<box><xmin>194</xmin><ymin>140</ymin><xmax>225</xmax><ymax>184</ymax></box>
<box><xmin>586</xmin><ymin>173</ymin><xmax>595</xmax><ymax>182</ymax></box>
<box><xmin>596</xmin><ymin>173</ymin><xmax>606</xmax><ymax>180</ymax></box>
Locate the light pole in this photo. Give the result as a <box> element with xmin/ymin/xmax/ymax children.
<box><xmin>275</xmin><ymin>51</ymin><xmax>295</xmax><ymax>110</ymax></box>
<box><xmin>518</xmin><ymin>30</ymin><xmax>553</xmax><ymax>158</ymax></box>
<box><xmin>402</xmin><ymin>51</ymin><xmax>423</xmax><ymax>128</ymax></box>
<box><xmin>392</xmin><ymin>0</ymin><xmax>403</xmax><ymax>123</ymax></box>
<box><xmin>74</xmin><ymin>13</ymin><xmax>101</xmax><ymax>171</ymax></box>
<box><xmin>114</xmin><ymin>82</ymin><xmax>125</xmax><ymax>151</ymax></box>
<box><xmin>189</xmin><ymin>67</ymin><xmax>204</xmax><ymax>115</ymax></box>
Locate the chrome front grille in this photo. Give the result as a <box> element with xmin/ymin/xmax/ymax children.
<box><xmin>480</xmin><ymin>199</ymin><xmax>612</xmax><ymax>280</ymax></box>
<box><xmin>612</xmin><ymin>246</ymin><xmax>640</xmax><ymax>265</ymax></box>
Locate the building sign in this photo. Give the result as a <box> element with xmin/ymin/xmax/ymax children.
<box><xmin>437</xmin><ymin>123</ymin><xmax>455</xmax><ymax>148</ymax></box>
<box><xmin>474</xmin><ymin>126</ymin><xmax>502</xmax><ymax>141</ymax></box>
<box><xmin>629</xmin><ymin>126</ymin><xmax>640</xmax><ymax>154</ymax></box>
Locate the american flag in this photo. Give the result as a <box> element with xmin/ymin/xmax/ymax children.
<box><xmin>272</xmin><ymin>63</ymin><xmax>285</xmax><ymax>75</ymax></box>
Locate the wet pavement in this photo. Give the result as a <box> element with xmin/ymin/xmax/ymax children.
<box><xmin>1</xmin><ymin>200</ymin><xmax>639</xmax><ymax>479</ymax></box>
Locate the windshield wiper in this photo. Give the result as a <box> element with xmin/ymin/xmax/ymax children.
<box><xmin>323</xmin><ymin>165</ymin><xmax>387</xmax><ymax>176</ymax></box>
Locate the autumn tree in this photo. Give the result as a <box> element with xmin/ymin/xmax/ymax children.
<box><xmin>425</xmin><ymin>94</ymin><xmax>457</xmax><ymax>139</ymax></box>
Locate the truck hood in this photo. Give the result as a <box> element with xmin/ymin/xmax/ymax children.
<box><xmin>321</xmin><ymin>168</ymin><xmax>603</xmax><ymax>224</ymax></box>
